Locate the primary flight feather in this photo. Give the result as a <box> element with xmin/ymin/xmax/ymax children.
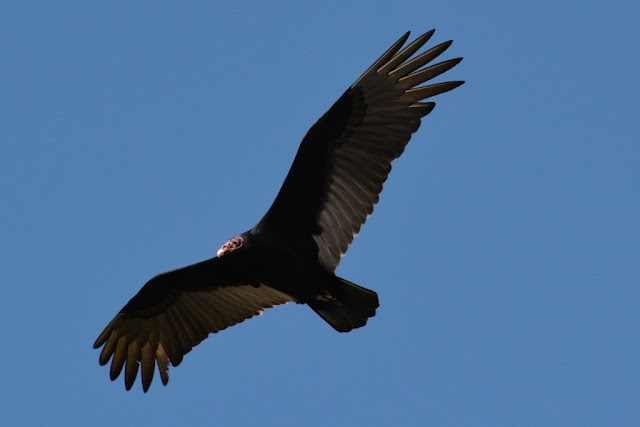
<box><xmin>94</xmin><ymin>30</ymin><xmax>464</xmax><ymax>392</ymax></box>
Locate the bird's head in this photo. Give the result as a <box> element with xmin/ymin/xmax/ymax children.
<box><xmin>217</xmin><ymin>235</ymin><xmax>245</xmax><ymax>258</ymax></box>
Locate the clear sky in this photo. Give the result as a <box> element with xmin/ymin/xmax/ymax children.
<box><xmin>1</xmin><ymin>1</ymin><xmax>639</xmax><ymax>426</ymax></box>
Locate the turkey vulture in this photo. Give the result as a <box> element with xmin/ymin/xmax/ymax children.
<box><xmin>94</xmin><ymin>30</ymin><xmax>464</xmax><ymax>392</ymax></box>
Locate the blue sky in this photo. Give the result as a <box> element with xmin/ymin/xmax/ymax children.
<box><xmin>2</xmin><ymin>1</ymin><xmax>639</xmax><ymax>426</ymax></box>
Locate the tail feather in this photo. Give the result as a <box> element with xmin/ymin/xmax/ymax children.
<box><xmin>308</xmin><ymin>277</ymin><xmax>379</xmax><ymax>332</ymax></box>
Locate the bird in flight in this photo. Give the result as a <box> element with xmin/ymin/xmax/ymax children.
<box><xmin>94</xmin><ymin>30</ymin><xmax>464</xmax><ymax>392</ymax></box>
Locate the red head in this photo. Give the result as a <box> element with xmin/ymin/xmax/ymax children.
<box><xmin>217</xmin><ymin>236</ymin><xmax>245</xmax><ymax>257</ymax></box>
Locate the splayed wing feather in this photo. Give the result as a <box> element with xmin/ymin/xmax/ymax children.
<box><xmin>397</xmin><ymin>58</ymin><xmax>463</xmax><ymax>89</ymax></box>
<box><xmin>375</xmin><ymin>30</ymin><xmax>435</xmax><ymax>76</ymax></box>
<box><xmin>351</xmin><ymin>32</ymin><xmax>411</xmax><ymax>87</ymax></box>
<box><xmin>156</xmin><ymin>344</ymin><xmax>170</xmax><ymax>385</ymax></box>
<box><xmin>390</xmin><ymin>41</ymin><xmax>454</xmax><ymax>77</ymax></box>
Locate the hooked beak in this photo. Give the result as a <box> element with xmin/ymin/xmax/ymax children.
<box><xmin>217</xmin><ymin>248</ymin><xmax>225</xmax><ymax>258</ymax></box>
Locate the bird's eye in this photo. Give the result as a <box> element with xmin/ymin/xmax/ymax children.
<box><xmin>224</xmin><ymin>237</ymin><xmax>244</xmax><ymax>251</ymax></box>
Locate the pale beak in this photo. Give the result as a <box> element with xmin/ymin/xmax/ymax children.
<box><xmin>217</xmin><ymin>248</ymin><xmax>225</xmax><ymax>258</ymax></box>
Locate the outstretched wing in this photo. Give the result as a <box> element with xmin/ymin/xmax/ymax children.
<box><xmin>254</xmin><ymin>30</ymin><xmax>464</xmax><ymax>271</ymax></box>
<box><xmin>93</xmin><ymin>258</ymin><xmax>292</xmax><ymax>392</ymax></box>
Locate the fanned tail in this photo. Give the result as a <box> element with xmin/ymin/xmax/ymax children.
<box><xmin>309</xmin><ymin>277</ymin><xmax>379</xmax><ymax>332</ymax></box>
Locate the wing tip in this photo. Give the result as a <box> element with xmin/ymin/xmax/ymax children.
<box><xmin>418</xmin><ymin>29</ymin><xmax>436</xmax><ymax>43</ymax></box>
<box><xmin>93</xmin><ymin>330</ymin><xmax>108</xmax><ymax>349</ymax></box>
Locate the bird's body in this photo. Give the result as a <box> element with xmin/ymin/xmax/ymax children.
<box><xmin>216</xmin><ymin>230</ymin><xmax>337</xmax><ymax>300</ymax></box>
<box><xmin>95</xmin><ymin>30</ymin><xmax>464</xmax><ymax>391</ymax></box>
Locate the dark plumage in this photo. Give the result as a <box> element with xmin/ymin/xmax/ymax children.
<box><xmin>94</xmin><ymin>30</ymin><xmax>464</xmax><ymax>391</ymax></box>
